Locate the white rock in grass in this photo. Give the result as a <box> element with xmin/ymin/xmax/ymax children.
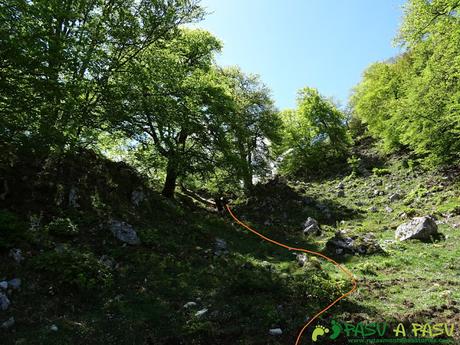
<box><xmin>296</xmin><ymin>253</ymin><xmax>308</xmax><ymax>266</ymax></box>
<box><xmin>389</xmin><ymin>193</ymin><xmax>402</xmax><ymax>203</ymax></box>
<box><xmin>50</xmin><ymin>324</ymin><xmax>58</xmax><ymax>332</ymax></box>
<box><xmin>269</xmin><ymin>328</ymin><xmax>283</xmax><ymax>336</ymax></box>
<box><xmin>302</xmin><ymin>217</ymin><xmax>321</xmax><ymax>236</ymax></box>
<box><xmin>195</xmin><ymin>308</ymin><xmax>208</xmax><ymax>317</ymax></box>
<box><xmin>183</xmin><ymin>301</ymin><xmax>197</xmax><ymax>309</ymax></box>
<box><xmin>385</xmin><ymin>206</ymin><xmax>393</xmax><ymax>213</ymax></box>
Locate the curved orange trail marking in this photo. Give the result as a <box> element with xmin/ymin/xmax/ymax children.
<box><xmin>226</xmin><ymin>204</ymin><xmax>357</xmax><ymax>345</ymax></box>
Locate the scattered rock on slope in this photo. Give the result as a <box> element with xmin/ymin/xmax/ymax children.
<box><xmin>389</xmin><ymin>193</ymin><xmax>402</xmax><ymax>203</ymax></box>
<box><xmin>302</xmin><ymin>217</ymin><xmax>321</xmax><ymax>236</ymax></box>
<box><xmin>183</xmin><ymin>301</ymin><xmax>197</xmax><ymax>309</ymax></box>
<box><xmin>8</xmin><ymin>278</ymin><xmax>21</xmax><ymax>290</ymax></box>
<box><xmin>0</xmin><ymin>293</ymin><xmax>10</xmax><ymax>311</ymax></box>
<box><xmin>326</xmin><ymin>231</ymin><xmax>382</xmax><ymax>256</ymax></box>
<box><xmin>195</xmin><ymin>308</ymin><xmax>208</xmax><ymax>317</ymax></box>
<box><xmin>68</xmin><ymin>186</ymin><xmax>79</xmax><ymax>208</ymax></box>
<box><xmin>9</xmin><ymin>248</ymin><xmax>24</xmax><ymax>263</ymax></box>
<box><xmin>1</xmin><ymin>317</ymin><xmax>15</xmax><ymax>329</ymax></box>
<box><xmin>131</xmin><ymin>188</ymin><xmax>144</xmax><ymax>207</ymax></box>
<box><xmin>395</xmin><ymin>216</ymin><xmax>438</xmax><ymax>241</ymax></box>
<box><xmin>214</xmin><ymin>238</ymin><xmax>228</xmax><ymax>256</ymax></box>
<box><xmin>296</xmin><ymin>253</ymin><xmax>308</xmax><ymax>266</ymax></box>
<box><xmin>109</xmin><ymin>220</ymin><xmax>141</xmax><ymax>245</ymax></box>
<box><xmin>269</xmin><ymin>328</ymin><xmax>283</xmax><ymax>336</ymax></box>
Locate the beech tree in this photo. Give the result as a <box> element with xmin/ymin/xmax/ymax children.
<box><xmin>107</xmin><ymin>29</ymin><xmax>233</xmax><ymax>198</ymax></box>
<box><xmin>220</xmin><ymin>67</ymin><xmax>281</xmax><ymax>192</ymax></box>
<box><xmin>0</xmin><ymin>0</ymin><xmax>203</xmax><ymax>150</ymax></box>
<box><xmin>276</xmin><ymin>87</ymin><xmax>349</xmax><ymax>177</ymax></box>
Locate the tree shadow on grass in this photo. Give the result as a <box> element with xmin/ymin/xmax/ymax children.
<box><xmin>234</xmin><ymin>178</ymin><xmax>365</xmax><ymax>231</ymax></box>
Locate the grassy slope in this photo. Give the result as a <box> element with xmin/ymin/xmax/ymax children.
<box><xmin>1</xmin><ymin>150</ymin><xmax>459</xmax><ymax>345</ymax></box>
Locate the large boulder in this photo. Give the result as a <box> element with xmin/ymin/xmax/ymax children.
<box><xmin>302</xmin><ymin>217</ymin><xmax>321</xmax><ymax>236</ymax></box>
<box><xmin>109</xmin><ymin>220</ymin><xmax>141</xmax><ymax>245</ymax></box>
<box><xmin>395</xmin><ymin>216</ymin><xmax>438</xmax><ymax>241</ymax></box>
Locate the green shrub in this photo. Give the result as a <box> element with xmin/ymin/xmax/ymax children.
<box><xmin>403</xmin><ymin>185</ymin><xmax>429</xmax><ymax>205</ymax></box>
<box><xmin>400</xmin><ymin>207</ymin><xmax>417</xmax><ymax>217</ymax></box>
<box><xmin>32</xmin><ymin>249</ymin><xmax>112</xmax><ymax>293</ymax></box>
<box><xmin>46</xmin><ymin>217</ymin><xmax>79</xmax><ymax>237</ymax></box>
<box><xmin>347</xmin><ymin>155</ymin><xmax>361</xmax><ymax>175</ymax></box>
<box><xmin>0</xmin><ymin>209</ymin><xmax>28</xmax><ymax>248</ymax></box>
<box><xmin>436</xmin><ymin>197</ymin><xmax>460</xmax><ymax>215</ymax></box>
<box><xmin>372</xmin><ymin>167</ymin><xmax>391</xmax><ymax>176</ymax></box>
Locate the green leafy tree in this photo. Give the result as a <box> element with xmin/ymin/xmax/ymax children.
<box><xmin>349</xmin><ymin>57</ymin><xmax>408</xmax><ymax>152</ymax></box>
<box><xmin>351</xmin><ymin>0</ymin><xmax>460</xmax><ymax>166</ymax></box>
<box><xmin>0</xmin><ymin>0</ymin><xmax>203</xmax><ymax>150</ymax></box>
<box><xmin>276</xmin><ymin>87</ymin><xmax>350</xmax><ymax>177</ymax></box>
<box><xmin>107</xmin><ymin>29</ymin><xmax>233</xmax><ymax>198</ymax></box>
<box><xmin>218</xmin><ymin>67</ymin><xmax>281</xmax><ymax>192</ymax></box>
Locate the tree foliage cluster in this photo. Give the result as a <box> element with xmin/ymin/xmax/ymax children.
<box><xmin>0</xmin><ymin>0</ymin><xmax>282</xmax><ymax>198</ymax></box>
<box><xmin>351</xmin><ymin>0</ymin><xmax>460</xmax><ymax>166</ymax></box>
<box><xmin>4</xmin><ymin>0</ymin><xmax>453</xmax><ymax>199</ymax></box>
<box><xmin>275</xmin><ymin>87</ymin><xmax>350</xmax><ymax>177</ymax></box>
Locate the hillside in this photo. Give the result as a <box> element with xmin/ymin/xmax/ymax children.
<box><xmin>1</xmin><ymin>148</ymin><xmax>459</xmax><ymax>344</ymax></box>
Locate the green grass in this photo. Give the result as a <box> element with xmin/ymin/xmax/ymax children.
<box><xmin>2</xmin><ymin>159</ymin><xmax>459</xmax><ymax>344</ymax></box>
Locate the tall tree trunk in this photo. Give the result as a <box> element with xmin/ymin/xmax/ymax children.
<box><xmin>243</xmin><ymin>151</ymin><xmax>253</xmax><ymax>192</ymax></box>
<box><xmin>162</xmin><ymin>159</ymin><xmax>178</xmax><ymax>198</ymax></box>
<box><xmin>162</xmin><ymin>128</ymin><xmax>187</xmax><ymax>198</ymax></box>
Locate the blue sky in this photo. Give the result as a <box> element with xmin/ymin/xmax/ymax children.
<box><xmin>194</xmin><ymin>0</ymin><xmax>406</xmax><ymax>109</ymax></box>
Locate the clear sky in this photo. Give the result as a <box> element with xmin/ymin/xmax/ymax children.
<box><xmin>193</xmin><ymin>0</ymin><xmax>406</xmax><ymax>110</ymax></box>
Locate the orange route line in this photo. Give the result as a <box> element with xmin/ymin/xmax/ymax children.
<box><xmin>225</xmin><ymin>204</ymin><xmax>357</xmax><ymax>345</ymax></box>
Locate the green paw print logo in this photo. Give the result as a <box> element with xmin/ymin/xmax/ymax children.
<box><xmin>311</xmin><ymin>325</ymin><xmax>329</xmax><ymax>342</ymax></box>
<box><xmin>311</xmin><ymin>320</ymin><xmax>342</xmax><ymax>342</ymax></box>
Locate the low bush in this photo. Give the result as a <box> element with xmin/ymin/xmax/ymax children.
<box><xmin>46</xmin><ymin>217</ymin><xmax>79</xmax><ymax>237</ymax></box>
<box><xmin>31</xmin><ymin>249</ymin><xmax>112</xmax><ymax>293</ymax></box>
